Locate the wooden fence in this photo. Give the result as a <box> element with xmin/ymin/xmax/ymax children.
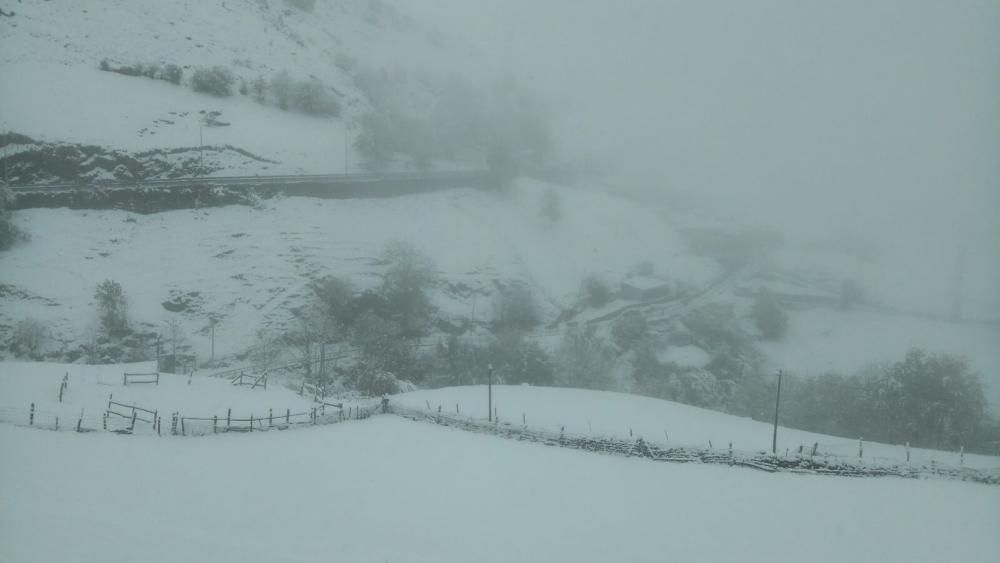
<box><xmin>230</xmin><ymin>371</ymin><xmax>267</xmax><ymax>390</ymax></box>
<box><xmin>106</xmin><ymin>395</ymin><xmax>159</xmax><ymax>434</ymax></box>
<box><xmin>172</xmin><ymin>401</ymin><xmax>380</xmax><ymax>436</ymax></box>
<box><xmin>389</xmin><ymin>404</ymin><xmax>1000</xmax><ymax>486</ymax></box>
<box><xmin>123</xmin><ymin>371</ymin><xmax>160</xmax><ymax>386</ymax></box>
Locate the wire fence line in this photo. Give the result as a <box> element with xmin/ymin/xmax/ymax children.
<box><xmin>0</xmin><ymin>399</ymin><xmax>384</xmax><ymax>437</ymax></box>
<box><xmin>388</xmin><ymin>404</ymin><xmax>1000</xmax><ymax>486</ymax></box>
<box><xmin>3</xmin><ymin>398</ymin><xmax>998</xmax><ymax>485</ymax></box>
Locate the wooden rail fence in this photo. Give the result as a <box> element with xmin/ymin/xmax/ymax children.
<box><xmin>123</xmin><ymin>372</ymin><xmax>160</xmax><ymax>386</ymax></box>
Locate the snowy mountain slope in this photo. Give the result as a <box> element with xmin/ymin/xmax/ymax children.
<box><xmin>2</xmin><ymin>417</ymin><xmax>998</xmax><ymax>563</ymax></box>
<box><xmin>0</xmin><ymin>63</ymin><xmax>351</xmax><ymax>176</ymax></box>
<box><xmin>396</xmin><ymin>385</ymin><xmax>1000</xmax><ymax>469</ymax></box>
<box><xmin>0</xmin><ymin>0</ymin><xmax>484</xmax><ymax>174</ymax></box>
<box><xmin>0</xmin><ymin>181</ymin><xmax>708</xmax><ymax>359</ymax></box>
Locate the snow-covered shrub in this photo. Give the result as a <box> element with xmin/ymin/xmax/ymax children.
<box><xmin>611</xmin><ymin>311</ymin><xmax>651</xmax><ymax>353</ymax></box>
<box><xmin>354</xmin><ymin>366</ymin><xmax>404</xmax><ymax>396</ymax></box>
<box><xmin>554</xmin><ymin>326</ymin><xmax>616</xmax><ymax>390</ymax></box>
<box><xmin>160</xmin><ymin>64</ymin><xmax>183</xmax><ymax>85</ymax></box>
<box><xmin>94</xmin><ymin>280</ymin><xmax>130</xmax><ymax>338</ymax></box>
<box><xmin>191</xmin><ymin>66</ymin><xmax>235</xmax><ymax>97</ymax></box>
<box><xmin>11</xmin><ymin>318</ymin><xmax>46</xmax><ymax>358</ymax></box>
<box><xmin>293</xmin><ymin>79</ymin><xmax>339</xmax><ymax>116</ymax></box>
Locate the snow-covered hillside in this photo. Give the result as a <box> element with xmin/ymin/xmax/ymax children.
<box><xmin>0</xmin><ymin>181</ymin><xmax>715</xmax><ymax>358</ymax></box>
<box><xmin>0</xmin><ymin>0</ymin><xmax>484</xmax><ymax>175</ymax></box>
<box><xmin>2</xmin><ymin>417</ymin><xmax>998</xmax><ymax>563</ymax></box>
<box><xmin>396</xmin><ymin>385</ymin><xmax>1000</xmax><ymax>469</ymax></box>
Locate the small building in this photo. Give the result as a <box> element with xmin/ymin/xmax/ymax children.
<box><xmin>620</xmin><ymin>276</ymin><xmax>671</xmax><ymax>301</ymax></box>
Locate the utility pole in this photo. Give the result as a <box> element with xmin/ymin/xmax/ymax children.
<box><xmin>199</xmin><ymin>118</ymin><xmax>204</xmax><ymax>177</ymax></box>
<box><xmin>209</xmin><ymin>318</ymin><xmax>217</xmax><ymax>362</ymax></box>
<box><xmin>772</xmin><ymin>368</ymin><xmax>783</xmax><ymax>455</ymax></box>
<box><xmin>488</xmin><ymin>363</ymin><xmax>494</xmax><ymax>422</ymax></box>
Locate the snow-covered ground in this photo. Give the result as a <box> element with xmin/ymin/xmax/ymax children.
<box><xmin>1</xmin><ymin>182</ymin><xmax>705</xmax><ymax>358</ymax></box>
<box><xmin>0</xmin><ymin>62</ymin><xmax>351</xmax><ymax>176</ymax></box>
<box><xmin>0</xmin><ymin>361</ymin><xmax>316</xmax><ymax>431</ymax></box>
<box><xmin>0</xmin><ymin>0</ymin><xmax>487</xmax><ymax>175</ymax></box>
<box><xmin>395</xmin><ymin>385</ymin><xmax>1000</xmax><ymax>470</ymax></box>
<box><xmin>1</xmin><ymin>417</ymin><xmax>997</xmax><ymax>563</ymax></box>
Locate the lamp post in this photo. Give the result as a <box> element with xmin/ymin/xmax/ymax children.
<box><xmin>488</xmin><ymin>362</ymin><xmax>494</xmax><ymax>422</ymax></box>
<box><xmin>772</xmin><ymin>368</ymin><xmax>783</xmax><ymax>455</ymax></box>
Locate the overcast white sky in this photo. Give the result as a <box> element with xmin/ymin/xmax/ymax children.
<box><xmin>406</xmin><ymin>0</ymin><xmax>1000</xmax><ymax>317</ymax></box>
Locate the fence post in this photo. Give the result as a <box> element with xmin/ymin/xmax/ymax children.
<box><xmin>130</xmin><ymin>411</ymin><xmax>137</xmax><ymax>432</ymax></box>
<box><xmin>858</xmin><ymin>438</ymin><xmax>863</xmax><ymax>459</ymax></box>
<box><xmin>103</xmin><ymin>412</ymin><xmax>107</xmax><ymax>431</ymax></box>
<box><xmin>29</xmin><ymin>402</ymin><xmax>34</xmax><ymax>426</ymax></box>
<box><xmin>523</xmin><ymin>413</ymin><xmax>526</xmax><ymax>426</ymax></box>
<box><xmin>905</xmin><ymin>442</ymin><xmax>910</xmax><ymax>463</ymax></box>
<box><xmin>286</xmin><ymin>408</ymin><xmax>290</xmax><ymax>424</ymax></box>
<box><xmin>213</xmin><ymin>415</ymin><xmax>218</xmax><ymax>434</ymax></box>
<box><xmin>811</xmin><ymin>442</ymin><xmax>818</xmax><ymax>457</ymax></box>
<box><xmin>76</xmin><ymin>409</ymin><xmax>83</xmax><ymax>432</ymax></box>
<box><xmin>55</xmin><ymin>416</ymin><xmax>59</xmax><ymax>431</ymax></box>
<box><xmin>269</xmin><ymin>408</ymin><xmax>273</xmax><ymax>427</ymax></box>
<box><xmin>108</xmin><ymin>394</ymin><xmax>113</xmax><ymax>412</ymax></box>
<box><xmin>729</xmin><ymin>442</ymin><xmax>733</xmax><ymax>457</ymax></box>
<box><xmin>960</xmin><ymin>446</ymin><xmax>964</xmax><ymax>466</ymax></box>
<box><xmin>157</xmin><ymin>416</ymin><xmax>161</xmax><ymax>436</ymax></box>
<box><xmin>123</xmin><ymin>373</ymin><xmax>127</xmax><ymax>386</ymax></box>
<box><xmin>311</xmin><ymin>408</ymin><xmax>317</xmax><ymax>425</ymax></box>
<box><xmin>227</xmin><ymin>408</ymin><xmax>231</xmax><ymax>430</ymax></box>
<box><xmin>181</xmin><ymin>417</ymin><xmax>186</xmax><ymax>436</ymax></box>
<box><xmin>426</xmin><ymin>400</ymin><xmax>431</xmax><ymax>410</ymax></box>
<box><xmin>455</xmin><ymin>403</ymin><xmax>459</xmax><ymax>414</ymax></box>
<box><xmin>250</xmin><ymin>415</ymin><xmax>254</xmax><ymax>433</ymax></box>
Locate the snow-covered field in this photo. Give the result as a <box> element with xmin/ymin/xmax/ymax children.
<box><xmin>1</xmin><ymin>417</ymin><xmax>997</xmax><ymax>563</ymax></box>
<box><xmin>396</xmin><ymin>385</ymin><xmax>1000</xmax><ymax>470</ymax></box>
<box><xmin>0</xmin><ymin>361</ymin><xmax>316</xmax><ymax>431</ymax></box>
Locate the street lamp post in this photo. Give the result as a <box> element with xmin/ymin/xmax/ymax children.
<box><xmin>488</xmin><ymin>363</ymin><xmax>494</xmax><ymax>422</ymax></box>
<box><xmin>772</xmin><ymin>368</ymin><xmax>783</xmax><ymax>455</ymax></box>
